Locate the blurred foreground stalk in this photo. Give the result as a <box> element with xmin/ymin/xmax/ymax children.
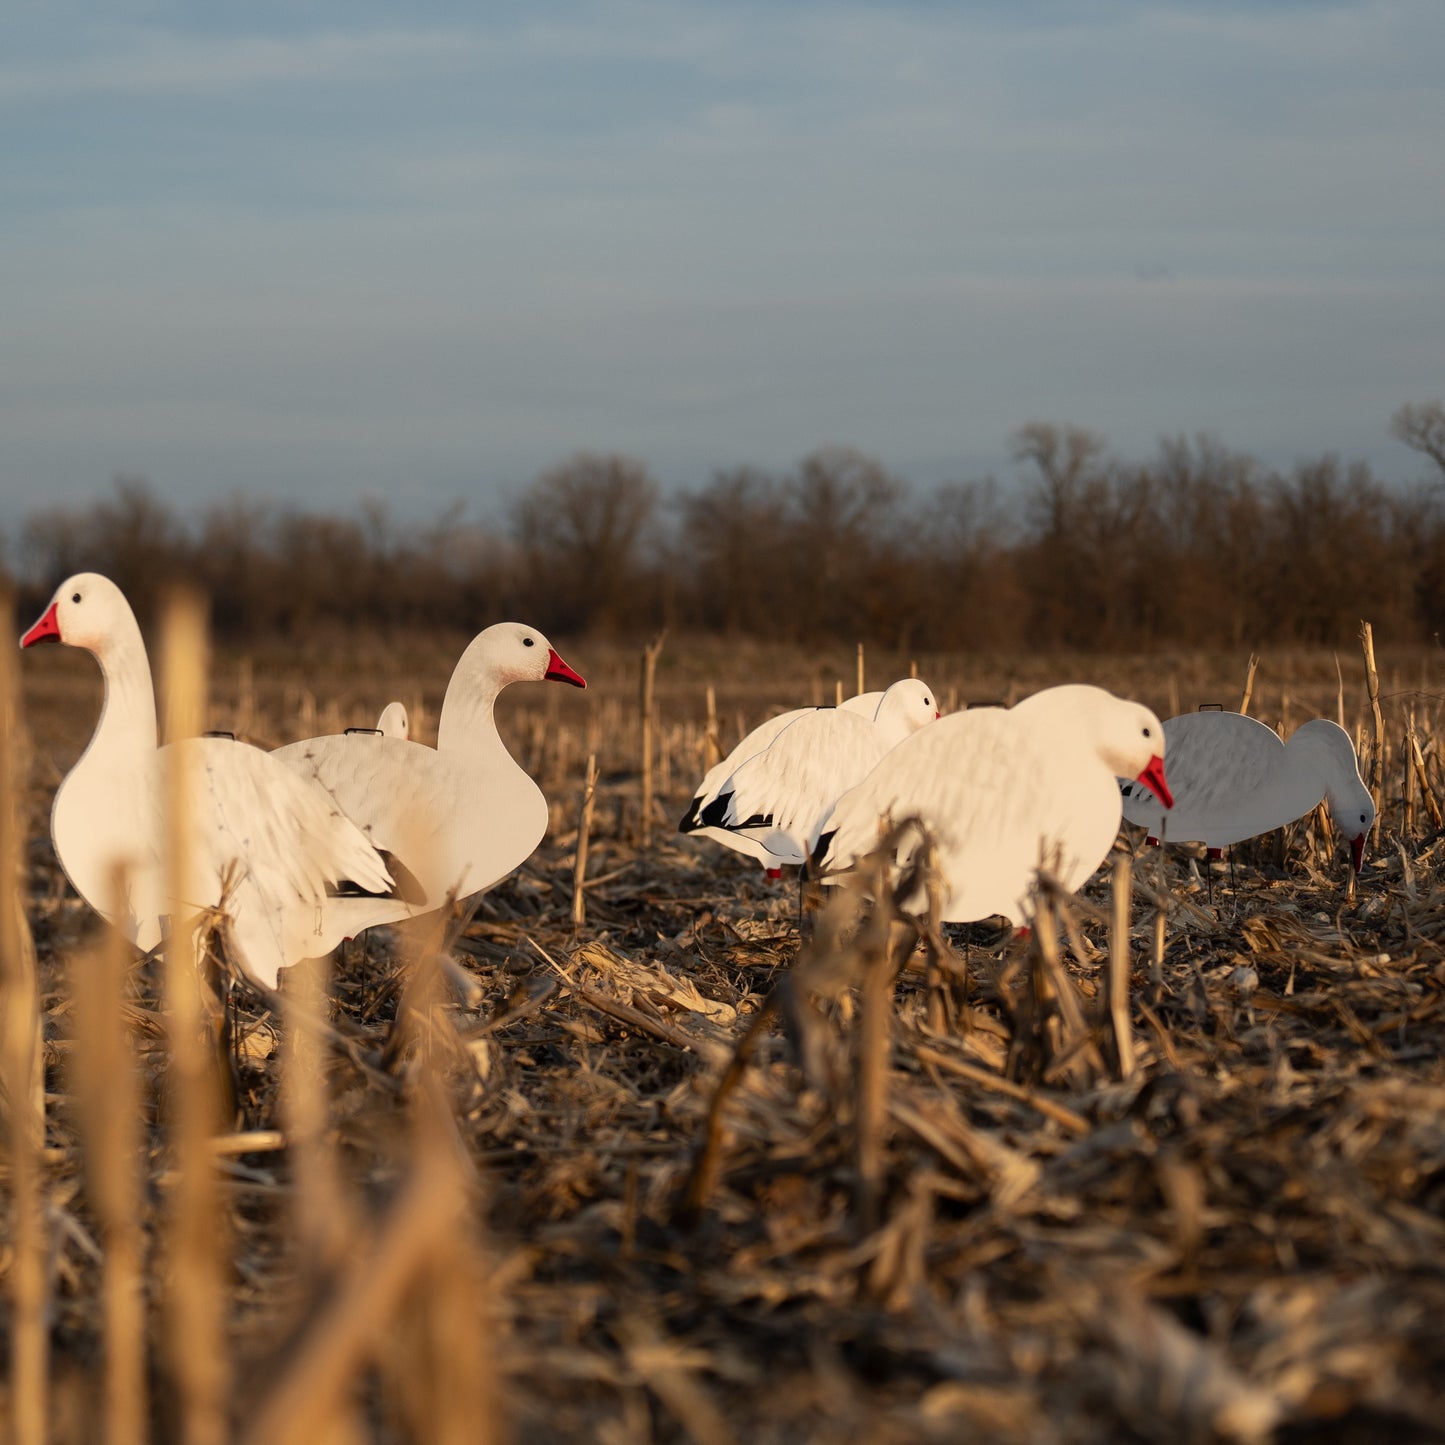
<box><xmin>1</xmin><ymin>596</ymin><xmax>48</xmax><ymax>1445</ymax></box>
<box><xmin>160</xmin><ymin>588</ymin><xmax>230</xmax><ymax>1445</ymax></box>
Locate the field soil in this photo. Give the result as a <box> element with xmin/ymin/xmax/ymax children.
<box><xmin>8</xmin><ymin>635</ymin><xmax>1445</xmax><ymax>1443</ymax></box>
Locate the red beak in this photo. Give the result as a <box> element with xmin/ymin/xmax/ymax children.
<box><xmin>1350</xmin><ymin>833</ymin><xmax>1365</xmax><ymax>874</ymax></box>
<box><xmin>544</xmin><ymin>648</ymin><xmax>586</xmax><ymax>689</ymax></box>
<box><xmin>1136</xmin><ymin>755</ymin><xmax>1173</xmax><ymax>810</ymax></box>
<box><xmin>19</xmin><ymin>602</ymin><xmax>61</xmax><ymax>649</ymax></box>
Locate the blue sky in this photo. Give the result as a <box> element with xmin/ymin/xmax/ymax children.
<box><xmin>3</xmin><ymin>1</ymin><xmax>1443</xmax><ymax>522</ymax></box>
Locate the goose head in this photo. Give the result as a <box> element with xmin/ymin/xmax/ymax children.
<box><xmin>466</xmin><ymin>622</ymin><xmax>586</xmax><ymax>691</ymax></box>
<box><xmin>437</xmin><ymin>621</ymin><xmax>585</xmax><ymax>752</ymax></box>
<box><xmin>1087</xmin><ymin>694</ymin><xmax>1171</xmax><ymax>809</ymax></box>
<box><xmin>20</xmin><ymin>573</ymin><xmax>136</xmax><ymax>657</ymax></box>
<box><xmin>1108</xmin><ymin>703</ymin><xmax>1173</xmax><ymax>811</ymax></box>
<box><xmin>874</xmin><ymin>677</ymin><xmax>941</xmax><ymax>740</ymax></box>
<box><xmin>376</xmin><ymin>701</ymin><xmax>410</xmax><ymax>740</ymax></box>
<box><xmin>1295</xmin><ymin>721</ymin><xmax>1374</xmax><ymax>872</ymax></box>
<box><xmin>1017</xmin><ymin>685</ymin><xmax>1172</xmax><ymax>808</ymax></box>
<box><xmin>1334</xmin><ymin>792</ymin><xmax>1375</xmax><ymax>873</ymax></box>
<box><xmin>867</xmin><ymin>676</ymin><xmax>947</xmax><ymax>751</ymax></box>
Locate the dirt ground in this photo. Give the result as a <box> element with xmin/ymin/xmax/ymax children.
<box><xmin>8</xmin><ymin>635</ymin><xmax>1445</xmax><ymax>1443</ymax></box>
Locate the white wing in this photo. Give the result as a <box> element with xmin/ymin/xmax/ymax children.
<box><xmin>710</xmin><ymin>710</ymin><xmax>890</xmax><ymax>866</ymax></box>
<box><xmin>189</xmin><ymin>738</ymin><xmax>391</xmax><ymax>892</ymax></box>
<box><xmin>684</xmin><ymin>707</ymin><xmax>812</xmax><ymax>825</ymax></box>
<box><xmin>682</xmin><ymin>694</ymin><xmax>885</xmax><ymax>825</ymax></box>
<box><xmin>84</xmin><ymin>738</ymin><xmax>400</xmax><ymax>988</ymax></box>
<box><xmin>175</xmin><ymin>738</ymin><xmax>399</xmax><ymax>986</ymax></box>
<box><xmin>273</xmin><ymin>730</ymin><xmax>548</xmax><ymax>912</ymax></box>
<box><xmin>680</xmin><ymin>698</ymin><xmax>878</xmax><ymax>865</ymax></box>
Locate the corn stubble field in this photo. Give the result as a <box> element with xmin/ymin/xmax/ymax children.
<box><xmin>5</xmin><ymin>627</ymin><xmax>1445</xmax><ymax>1444</ymax></box>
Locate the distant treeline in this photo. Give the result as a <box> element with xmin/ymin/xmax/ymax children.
<box><xmin>8</xmin><ymin>406</ymin><xmax>1445</xmax><ymax>651</ymax></box>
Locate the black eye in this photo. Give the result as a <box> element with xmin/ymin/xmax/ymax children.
<box><xmin>1143</xmin><ymin>726</ymin><xmax>1152</xmax><ymax>738</ymax></box>
<box><xmin>523</xmin><ymin>637</ymin><xmax>535</xmax><ymax>647</ymax></box>
<box><xmin>71</xmin><ymin>592</ymin><xmax>81</xmax><ymax>604</ymax></box>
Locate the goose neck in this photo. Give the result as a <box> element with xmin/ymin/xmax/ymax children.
<box><xmin>437</xmin><ymin>670</ymin><xmax>504</xmax><ymax>757</ymax></box>
<box><xmin>85</xmin><ymin>622</ymin><xmax>159</xmax><ymax>763</ymax></box>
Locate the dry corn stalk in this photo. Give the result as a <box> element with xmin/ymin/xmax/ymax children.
<box><xmin>281</xmin><ymin>952</ymin><xmax>352</xmax><ymax>1280</ymax></box>
<box><xmin>160</xmin><ymin>588</ymin><xmax>229</xmax><ymax>1445</ymax></box>
<box><xmin>572</xmin><ymin>752</ymin><xmax>599</xmax><ymax>931</ymax></box>
<box><xmin>1411</xmin><ymin>726</ymin><xmax>1443</xmax><ymax>830</ymax></box>
<box><xmin>1359</xmin><ymin>620</ymin><xmax>1384</xmax><ymax>847</ymax></box>
<box><xmin>0</xmin><ymin>595</ymin><xmax>47</xmax><ymax>1445</ymax></box>
<box><xmin>1107</xmin><ymin>853</ymin><xmax>1137</xmax><ymax>1080</ymax></box>
<box><xmin>1239</xmin><ymin>653</ymin><xmax>1260</xmax><ymax>716</ymax></box>
<box><xmin>703</xmin><ymin>684</ymin><xmax>720</xmax><ymax>770</ymax></box>
<box><xmin>71</xmin><ymin>867</ymin><xmax>148</xmax><ymax>1445</ymax></box>
<box><xmin>639</xmin><ymin>630</ymin><xmax>666</xmax><ymax>849</ymax></box>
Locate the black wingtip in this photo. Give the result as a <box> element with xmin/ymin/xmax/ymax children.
<box><xmin>811</xmin><ymin>829</ymin><xmax>837</xmax><ymax>872</ymax></box>
<box><xmin>679</xmin><ymin>796</ymin><xmax>705</xmax><ymax>833</ymax></box>
<box><xmin>694</xmin><ymin>791</ymin><xmax>774</xmax><ymax>834</ymax></box>
<box><xmin>384</xmin><ymin>850</ymin><xmax>428</xmax><ymax>905</ymax></box>
<box><xmin>698</xmin><ymin>792</ymin><xmax>733</xmax><ymax>830</ymax></box>
<box><xmin>333</xmin><ymin>849</ymin><xmax>426</xmax><ymax>906</ymax></box>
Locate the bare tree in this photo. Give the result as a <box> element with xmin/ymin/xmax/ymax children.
<box><xmin>678</xmin><ymin>467</ymin><xmax>786</xmax><ymax>633</ymax></box>
<box><xmin>1147</xmin><ymin>434</ymin><xmax>1266</xmax><ymax>646</ymax></box>
<box><xmin>1391</xmin><ymin>401</ymin><xmax>1445</xmax><ymax>483</ymax></box>
<box><xmin>11</xmin><ymin>423</ymin><xmax>1445</xmax><ymax>649</ymax></box>
<box><xmin>1263</xmin><ymin>457</ymin><xmax>1411</xmax><ymax>643</ymax></box>
<box><xmin>784</xmin><ymin>447</ymin><xmax>905</xmax><ymax>638</ymax></box>
<box><xmin>513</xmin><ymin>452</ymin><xmax>659</xmax><ymax>632</ymax></box>
<box><xmin>1012</xmin><ymin>422</ymin><xmax>1107</xmax><ymax>539</ymax></box>
<box><xmin>909</xmin><ymin>476</ymin><xmax>1025</xmax><ymax>651</ymax></box>
<box><xmin>1011</xmin><ymin>423</ymin><xmax>1112</xmax><ymax>645</ymax></box>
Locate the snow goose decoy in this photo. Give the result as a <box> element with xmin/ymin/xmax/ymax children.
<box><xmin>19</xmin><ymin>573</ymin><xmax>398</xmax><ymax>988</ymax></box>
<box><xmin>685</xmin><ymin>677</ymin><xmax>940</xmax><ymax>869</ymax></box>
<box><xmin>811</xmin><ymin>684</ymin><xmax>1171</xmax><ymax>925</ymax></box>
<box><xmin>678</xmin><ymin>690</ymin><xmax>886</xmax><ymax>868</ymax></box>
<box><xmin>1120</xmin><ymin>711</ymin><xmax>1374</xmax><ymax>872</ymax></box>
<box><xmin>273</xmin><ymin>622</ymin><xmax>585</xmax><ymax>918</ymax></box>
<box><xmin>375</xmin><ymin>701</ymin><xmax>410</xmax><ymax>740</ymax></box>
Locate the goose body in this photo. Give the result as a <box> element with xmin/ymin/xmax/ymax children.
<box><xmin>678</xmin><ymin>690</ymin><xmax>886</xmax><ymax>864</ymax></box>
<box><xmin>812</xmin><ymin>685</ymin><xmax>1172</xmax><ymax>924</ymax></box>
<box><xmin>273</xmin><ymin>622</ymin><xmax>585</xmax><ymax>915</ymax></box>
<box><xmin>20</xmin><ymin>573</ymin><xmax>395</xmax><ymax>987</ymax></box>
<box><xmin>1121</xmin><ymin>711</ymin><xmax>1374</xmax><ymax>870</ymax></box>
<box><xmin>686</xmin><ymin>678</ymin><xmax>939</xmax><ymax>867</ymax></box>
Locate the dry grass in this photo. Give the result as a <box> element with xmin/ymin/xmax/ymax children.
<box><xmin>5</xmin><ymin>629</ymin><xmax>1445</xmax><ymax>1442</ymax></box>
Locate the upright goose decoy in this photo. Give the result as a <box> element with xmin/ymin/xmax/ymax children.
<box><xmin>811</xmin><ymin>684</ymin><xmax>1172</xmax><ymax>925</ymax></box>
<box><xmin>687</xmin><ymin>678</ymin><xmax>940</xmax><ymax>868</ymax></box>
<box><xmin>273</xmin><ymin>622</ymin><xmax>585</xmax><ymax>918</ymax></box>
<box><xmin>19</xmin><ymin>573</ymin><xmax>397</xmax><ymax>988</ymax></box>
<box><xmin>1121</xmin><ymin>711</ymin><xmax>1374</xmax><ymax>872</ymax></box>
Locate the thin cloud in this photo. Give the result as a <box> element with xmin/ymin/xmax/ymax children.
<box><xmin>0</xmin><ymin>27</ymin><xmax>483</xmax><ymax>103</ymax></box>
